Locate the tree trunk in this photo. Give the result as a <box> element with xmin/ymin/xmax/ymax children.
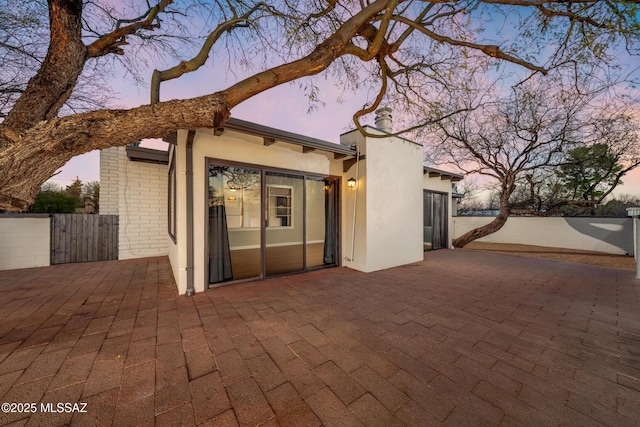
<box><xmin>452</xmin><ymin>206</ymin><xmax>510</xmax><ymax>248</ymax></box>
<box><xmin>0</xmin><ymin>1</ymin><xmax>393</xmax><ymax>212</ymax></box>
<box><xmin>3</xmin><ymin>0</ymin><xmax>86</xmax><ymax>131</ymax></box>
<box><xmin>0</xmin><ymin>96</ymin><xmax>231</xmax><ymax>211</ymax></box>
<box><xmin>453</xmin><ymin>177</ymin><xmax>515</xmax><ymax>248</ymax></box>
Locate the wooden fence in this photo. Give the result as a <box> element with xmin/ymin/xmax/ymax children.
<box><xmin>51</xmin><ymin>214</ymin><xmax>118</xmax><ymax>264</ymax></box>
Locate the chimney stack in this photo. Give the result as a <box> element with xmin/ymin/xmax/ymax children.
<box><xmin>374</xmin><ymin>107</ymin><xmax>392</xmax><ymax>133</ymax></box>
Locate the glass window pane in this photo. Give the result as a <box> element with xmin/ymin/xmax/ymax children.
<box><xmin>265</xmin><ymin>172</ymin><xmax>304</xmax><ymax>275</ymax></box>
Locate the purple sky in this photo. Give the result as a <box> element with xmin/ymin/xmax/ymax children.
<box><xmin>50</xmin><ymin>67</ymin><xmax>367</xmax><ymax>186</ymax></box>
<box><xmin>51</xmin><ymin>61</ymin><xmax>640</xmax><ymax>200</ymax></box>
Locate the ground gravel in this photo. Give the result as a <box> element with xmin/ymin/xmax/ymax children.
<box><xmin>464</xmin><ymin>242</ymin><xmax>636</xmax><ymax>271</ymax></box>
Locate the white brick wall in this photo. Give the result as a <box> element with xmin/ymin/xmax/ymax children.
<box><xmin>99</xmin><ymin>147</ymin><xmax>168</xmax><ymax>259</ymax></box>
<box><xmin>0</xmin><ymin>217</ymin><xmax>51</xmax><ymax>270</ymax></box>
<box><xmin>99</xmin><ymin>149</ymin><xmax>119</xmax><ymax>215</ymax></box>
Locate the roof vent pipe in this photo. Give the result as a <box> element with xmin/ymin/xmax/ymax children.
<box><xmin>374</xmin><ymin>107</ymin><xmax>392</xmax><ymax>133</ymax></box>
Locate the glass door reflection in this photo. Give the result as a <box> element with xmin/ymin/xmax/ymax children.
<box><xmin>208</xmin><ymin>165</ymin><xmax>261</xmax><ymax>285</ymax></box>
<box><xmin>265</xmin><ymin>172</ymin><xmax>304</xmax><ymax>276</ymax></box>
<box><xmin>423</xmin><ymin>191</ymin><xmax>448</xmax><ymax>250</ymax></box>
<box><xmin>208</xmin><ymin>161</ymin><xmax>340</xmax><ymax>286</ymax></box>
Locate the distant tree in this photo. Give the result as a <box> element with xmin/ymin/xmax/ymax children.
<box><xmin>64</xmin><ymin>178</ymin><xmax>83</xmax><ymax>202</ymax></box>
<box><xmin>530</xmin><ymin>119</ymin><xmax>640</xmax><ymax>216</ymax></box>
<box><xmin>31</xmin><ymin>190</ymin><xmax>77</xmax><ymax>213</ymax></box>
<box><xmin>81</xmin><ymin>181</ymin><xmax>99</xmax><ymax>213</ymax></box>
<box><xmin>28</xmin><ymin>179</ymin><xmax>100</xmax><ymax>213</ymax></box>
<box><xmin>40</xmin><ymin>181</ymin><xmax>62</xmax><ymax>193</ymax></box>
<box><xmin>555</xmin><ymin>144</ymin><xmax>626</xmax><ymax>214</ymax></box>
<box><xmin>505</xmin><ymin>141</ymin><xmax>635</xmax><ymax>217</ymax></box>
<box><xmin>453</xmin><ymin>179</ymin><xmax>489</xmax><ymax>215</ymax></box>
<box><xmin>595</xmin><ymin>195</ymin><xmax>640</xmax><ymax>217</ymax></box>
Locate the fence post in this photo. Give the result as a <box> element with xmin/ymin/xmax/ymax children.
<box><xmin>627</xmin><ymin>207</ymin><xmax>640</xmax><ymax>279</ymax></box>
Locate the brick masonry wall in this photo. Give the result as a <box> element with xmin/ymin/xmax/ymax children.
<box><xmin>99</xmin><ymin>149</ymin><xmax>119</xmax><ymax>215</ymax></box>
<box><xmin>100</xmin><ymin>147</ymin><xmax>168</xmax><ymax>259</ymax></box>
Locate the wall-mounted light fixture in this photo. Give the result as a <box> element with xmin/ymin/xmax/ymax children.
<box><xmin>347</xmin><ymin>178</ymin><xmax>357</xmax><ymax>188</ymax></box>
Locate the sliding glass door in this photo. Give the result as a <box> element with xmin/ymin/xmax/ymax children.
<box><xmin>208</xmin><ymin>160</ymin><xmax>338</xmax><ymax>287</ymax></box>
<box><xmin>423</xmin><ymin>190</ymin><xmax>448</xmax><ymax>250</ymax></box>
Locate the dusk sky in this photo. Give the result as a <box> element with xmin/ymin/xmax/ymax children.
<box><xmin>49</xmin><ymin>63</ymin><xmax>368</xmax><ymax>186</ymax></box>
<box><xmin>50</xmin><ymin>44</ymin><xmax>640</xmax><ymax>201</ymax></box>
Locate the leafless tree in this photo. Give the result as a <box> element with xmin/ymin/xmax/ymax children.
<box><xmin>428</xmin><ymin>75</ymin><xmax>640</xmax><ymax>247</ymax></box>
<box><xmin>453</xmin><ymin>178</ymin><xmax>485</xmax><ymax>215</ymax></box>
<box><xmin>1</xmin><ymin>0</ymin><xmax>638</xmax><ymax>211</ymax></box>
<box><xmin>0</xmin><ymin>1</ymin><xmax>114</xmax><ymax>117</ymax></box>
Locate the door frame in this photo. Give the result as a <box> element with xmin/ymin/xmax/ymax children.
<box><xmin>204</xmin><ymin>157</ymin><xmax>341</xmax><ymax>287</ymax></box>
<box><xmin>423</xmin><ymin>190</ymin><xmax>449</xmax><ymax>251</ymax></box>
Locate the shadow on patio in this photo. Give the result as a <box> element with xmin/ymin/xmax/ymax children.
<box><xmin>0</xmin><ymin>250</ymin><xmax>639</xmax><ymax>426</ymax></box>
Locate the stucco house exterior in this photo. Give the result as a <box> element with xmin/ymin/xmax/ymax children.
<box><xmin>100</xmin><ymin>109</ymin><xmax>462</xmax><ymax>295</ymax></box>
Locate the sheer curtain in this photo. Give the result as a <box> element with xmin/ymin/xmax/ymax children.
<box><xmin>323</xmin><ymin>180</ymin><xmax>336</xmax><ymax>264</ymax></box>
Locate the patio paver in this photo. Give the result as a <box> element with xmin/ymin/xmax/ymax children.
<box><xmin>0</xmin><ymin>250</ymin><xmax>639</xmax><ymax>426</ymax></box>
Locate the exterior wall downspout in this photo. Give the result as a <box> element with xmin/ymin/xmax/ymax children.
<box><xmin>185</xmin><ymin>130</ymin><xmax>195</xmax><ymax>296</ymax></box>
<box><xmin>347</xmin><ymin>142</ymin><xmax>360</xmax><ymax>262</ymax></box>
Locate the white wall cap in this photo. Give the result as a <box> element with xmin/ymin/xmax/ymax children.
<box><xmin>627</xmin><ymin>207</ymin><xmax>640</xmax><ymax>217</ymax></box>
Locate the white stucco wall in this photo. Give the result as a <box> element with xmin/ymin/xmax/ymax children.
<box><xmin>366</xmin><ymin>136</ymin><xmax>424</xmax><ymax>271</ymax></box>
<box><xmin>0</xmin><ymin>217</ymin><xmax>51</xmax><ymax>270</ymax></box>
<box><xmin>340</xmin><ymin>130</ymin><xmax>367</xmax><ymax>272</ymax></box>
<box><xmin>341</xmin><ymin>128</ymin><xmax>424</xmax><ymax>272</ymax></box>
<box><xmin>173</xmin><ymin>128</ymin><xmax>340</xmax><ymax>294</ymax></box>
<box><xmin>100</xmin><ymin>147</ymin><xmax>168</xmax><ymax>260</ymax></box>
<box><xmin>169</xmin><ymin>124</ymin><xmax>438</xmax><ymax>293</ymax></box>
<box><xmin>453</xmin><ymin>216</ymin><xmax>634</xmax><ymax>255</ymax></box>
<box><xmin>423</xmin><ymin>176</ymin><xmax>453</xmax><ymax>194</ymax></box>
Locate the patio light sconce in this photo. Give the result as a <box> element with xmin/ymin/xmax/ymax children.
<box><xmin>347</xmin><ymin>178</ymin><xmax>357</xmax><ymax>189</ymax></box>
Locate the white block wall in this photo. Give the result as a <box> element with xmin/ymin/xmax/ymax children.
<box><xmin>453</xmin><ymin>216</ymin><xmax>633</xmax><ymax>255</ymax></box>
<box><xmin>0</xmin><ymin>217</ymin><xmax>51</xmax><ymax>270</ymax></box>
<box><xmin>100</xmin><ymin>147</ymin><xmax>168</xmax><ymax>260</ymax></box>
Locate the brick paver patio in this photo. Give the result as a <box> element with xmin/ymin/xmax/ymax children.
<box><xmin>0</xmin><ymin>250</ymin><xmax>639</xmax><ymax>426</ymax></box>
